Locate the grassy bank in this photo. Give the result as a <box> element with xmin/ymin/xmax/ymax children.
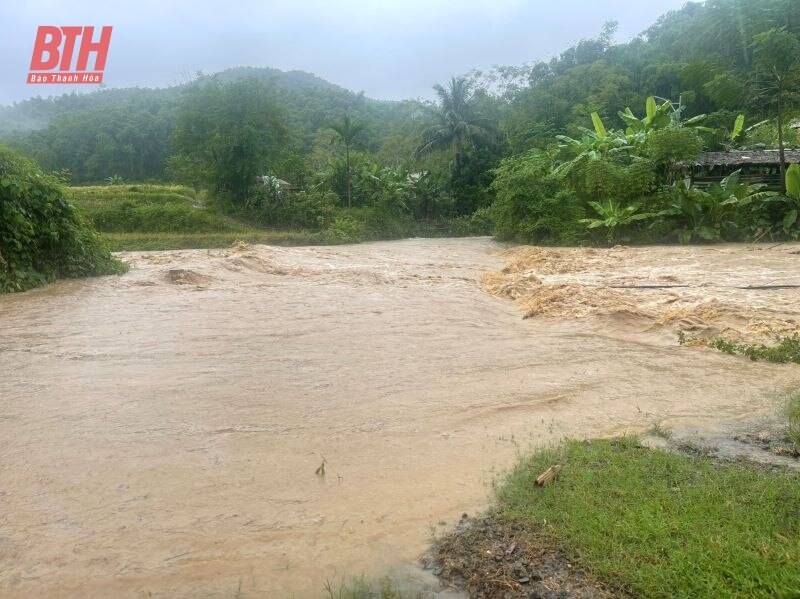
<box><xmin>71</xmin><ymin>184</ymin><xmax>250</xmax><ymax>233</ymax></box>
<box><xmin>101</xmin><ymin>231</ymin><xmax>323</xmax><ymax>251</ymax></box>
<box><xmin>70</xmin><ymin>184</ymin><xmax>489</xmax><ymax>251</ymax></box>
<box><xmin>481</xmin><ymin>438</ymin><xmax>800</xmax><ymax>598</ymax></box>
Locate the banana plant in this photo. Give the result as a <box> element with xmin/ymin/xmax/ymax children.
<box><xmin>666</xmin><ymin>170</ymin><xmax>776</xmax><ymax>243</ymax></box>
<box><xmin>618</xmin><ymin>96</ymin><xmax>710</xmax><ymax>146</ymax></box>
<box><xmin>720</xmin><ymin>114</ymin><xmax>747</xmax><ymax>150</ymax></box>
<box><xmin>579</xmin><ymin>200</ymin><xmax>654</xmax><ymax>244</ymax></box>
<box><xmin>731</xmin><ymin>114</ymin><xmax>746</xmax><ymax>142</ymax></box>
<box><xmin>553</xmin><ymin>112</ymin><xmax>632</xmax><ymax>177</ymax></box>
<box><xmin>766</xmin><ymin>163</ymin><xmax>800</xmax><ymax>235</ymax></box>
<box><xmin>618</xmin><ymin>97</ymin><xmax>673</xmax><ymax>137</ymax></box>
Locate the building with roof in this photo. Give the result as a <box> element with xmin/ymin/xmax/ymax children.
<box><xmin>684</xmin><ymin>149</ymin><xmax>800</xmax><ymax>190</ymax></box>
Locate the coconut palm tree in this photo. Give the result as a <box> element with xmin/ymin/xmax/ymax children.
<box><xmin>416</xmin><ymin>77</ymin><xmax>491</xmax><ymax>169</ymax></box>
<box><xmin>330</xmin><ymin>113</ymin><xmax>365</xmax><ymax>208</ymax></box>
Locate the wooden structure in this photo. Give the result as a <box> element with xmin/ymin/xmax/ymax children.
<box><xmin>685</xmin><ymin>150</ymin><xmax>800</xmax><ymax>190</ymax></box>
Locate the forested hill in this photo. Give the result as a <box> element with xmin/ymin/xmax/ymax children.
<box><xmin>501</xmin><ymin>0</ymin><xmax>800</xmax><ymax>151</ymax></box>
<box><xmin>1</xmin><ymin>0</ymin><xmax>799</xmax><ymax>186</ymax></box>
<box><xmin>0</xmin><ymin>66</ymin><xmax>388</xmax><ymax>135</ymax></box>
<box><xmin>0</xmin><ymin>67</ymin><xmax>410</xmax><ymax>183</ymax></box>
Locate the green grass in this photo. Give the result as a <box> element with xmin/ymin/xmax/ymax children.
<box><xmin>102</xmin><ymin>231</ymin><xmax>323</xmax><ymax>251</ymax></box>
<box><xmin>68</xmin><ymin>184</ymin><xmax>490</xmax><ymax>251</ymax></box>
<box><xmin>70</xmin><ymin>184</ymin><xmax>250</xmax><ymax>234</ymax></box>
<box><xmin>322</xmin><ymin>575</ymin><xmax>430</xmax><ymax>599</ymax></box>
<box><xmin>68</xmin><ymin>184</ymin><xmax>322</xmax><ymax>249</ymax></box>
<box><xmin>496</xmin><ymin>438</ymin><xmax>800</xmax><ymax>598</ymax></box>
<box><xmin>68</xmin><ymin>184</ymin><xmax>198</xmax><ymax>206</ymax></box>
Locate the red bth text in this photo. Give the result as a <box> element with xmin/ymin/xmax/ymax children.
<box><xmin>28</xmin><ymin>26</ymin><xmax>112</xmax><ymax>84</ymax></box>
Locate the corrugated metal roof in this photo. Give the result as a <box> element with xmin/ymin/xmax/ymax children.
<box><xmin>691</xmin><ymin>150</ymin><xmax>800</xmax><ymax>166</ymax></box>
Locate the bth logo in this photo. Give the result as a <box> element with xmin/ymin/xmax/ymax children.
<box><xmin>28</xmin><ymin>26</ymin><xmax>112</xmax><ymax>85</ymax></box>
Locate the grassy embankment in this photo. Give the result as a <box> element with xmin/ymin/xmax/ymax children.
<box><xmin>70</xmin><ymin>184</ymin><xmax>486</xmax><ymax>251</ymax></box>
<box><xmin>326</xmin><ymin>394</ymin><xmax>800</xmax><ymax>599</ymax></box>
<box><xmin>70</xmin><ymin>184</ymin><xmax>320</xmax><ymax>250</ymax></box>
<box><xmin>487</xmin><ymin>428</ymin><xmax>800</xmax><ymax>598</ymax></box>
<box><xmin>327</xmin><ymin>407</ymin><xmax>800</xmax><ymax>599</ymax></box>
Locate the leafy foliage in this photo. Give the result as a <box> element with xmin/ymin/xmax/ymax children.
<box><xmin>665</xmin><ymin>171</ymin><xmax>776</xmax><ymax>243</ymax></box>
<box><xmin>329</xmin><ymin>113</ymin><xmax>366</xmax><ymax>208</ymax></box>
<box><xmin>416</xmin><ymin>77</ymin><xmax>492</xmax><ymax>167</ymax></box>
<box><xmin>710</xmin><ymin>334</ymin><xmax>800</xmax><ymax>364</ymax></box>
<box><xmin>580</xmin><ymin>200</ymin><xmax>653</xmax><ymax>244</ymax></box>
<box><xmin>0</xmin><ymin>146</ymin><xmax>125</xmax><ymax>292</ymax></box>
<box><xmin>490</xmin><ymin>150</ymin><xmax>585</xmax><ymax>244</ymax></box>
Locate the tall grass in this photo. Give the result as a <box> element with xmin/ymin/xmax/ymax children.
<box><xmin>71</xmin><ymin>184</ymin><xmax>251</xmax><ymax>236</ymax></box>
<box><xmin>102</xmin><ymin>231</ymin><xmax>323</xmax><ymax>251</ymax></box>
<box><xmin>68</xmin><ymin>184</ymin><xmax>492</xmax><ymax>251</ymax></box>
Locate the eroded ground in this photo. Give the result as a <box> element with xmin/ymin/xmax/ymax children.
<box><xmin>1</xmin><ymin>239</ymin><xmax>799</xmax><ymax>598</ymax></box>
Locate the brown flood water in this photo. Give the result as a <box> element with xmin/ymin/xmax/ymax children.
<box><xmin>1</xmin><ymin>238</ymin><xmax>799</xmax><ymax>598</ymax></box>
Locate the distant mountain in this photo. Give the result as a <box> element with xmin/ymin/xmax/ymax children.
<box><xmin>0</xmin><ymin>66</ymin><xmax>392</xmax><ymax>135</ymax></box>
<box><xmin>0</xmin><ymin>67</ymin><xmax>418</xmax><ymax>182</ymax></box>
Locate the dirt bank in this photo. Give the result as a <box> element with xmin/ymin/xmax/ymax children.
<box><xmin>426</xmin><ymin>513</ymin><xmax>620</xmax><ymax>598</ymax></box>
<box><xmin>1</xmin><ymin>239</ymin><xmax>798</xmax><ymax>598</ymax></box>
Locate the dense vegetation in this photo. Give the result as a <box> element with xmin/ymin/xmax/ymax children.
<box><xmin>70</xmin><ymin>183</ymin><xmax>486</xmax><ymax>251</ymax></box>
<box><xmin>2</xmin><ymin>0</ymin><xmax>800</xmax><ymax>274</ymax></box>
<box><xmin>0</xmin><ymin>146</ymin><xmax>125</xmax><ymax>292</ymax></box>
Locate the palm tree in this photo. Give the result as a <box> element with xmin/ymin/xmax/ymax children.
<box><xmin>330</xmin><ymin>113</ymin><xmax>365</xmax><ymax>208</ymax></box>
<box><xmin>416</xmin><ymin>77</ymin><xmax>491</xmax><ymax>169</ymax></box>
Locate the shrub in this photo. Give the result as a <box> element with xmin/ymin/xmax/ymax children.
<box><xmin>320</xmin><ymin>214</ymin><xmax>366</xmax><ymax>244</ymax></box>
<box><xmin>491</xmin><ymin>150</ymin><xmax>588</xmax><ymax>243</ymax></box>
<box><xmin>245</xmin><ymin>188</ymin><xmax>338</xmax><ymax>230</ymax></box>
<box><xmin>645</xmin><ymin>128</ymin><xmax>704</xmax><ymax>164</ymax></box>
<box><xmin>710</xmin><ymin>335</ymin><xmax>800</xmax><ymax>364</ymax></box>
<box><xmin>0</xmin><ymin>146</ymin><xmax>126</xmax><ymax>292</ymax></box>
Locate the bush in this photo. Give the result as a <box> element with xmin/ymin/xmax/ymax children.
<box><xmin>320</xmin><ymin>213</ymin><xmax>366</xmax><ymax>244</ymax></box>
<box><xmin>491</xmin><ymin>150</ymin><xmax>586</xmax><ymax>244</ymax></box>
<box><xmin>244</xmin><ymin>188</ymin><xmax>338</xmax><ymax>230</ymax></box>
<box><xmin>357</xmin><ymin>206</ymin><xmax>415</xmax><ymax>240</ymax></box>
<box><xmin>0</xmin><ymin>146</ymin><xmax>126</xmax><ymax>292</ymax></box>
<box><xmin>645</xmin><ymin>128</ymin><xmax>704</xmax><ymax>164</ymax></box>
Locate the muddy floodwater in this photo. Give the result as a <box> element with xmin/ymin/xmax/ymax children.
<box><xmin>2</xmin><ymin>238</ymin><xmax>799</xmax><ymax>598</ymax></box>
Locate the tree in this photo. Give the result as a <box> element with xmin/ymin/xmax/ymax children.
<box><xmin>170</xmin><ymin>78</ymin><xmax>288</xmax><ymax>201</ymax></box>
<box><xmin>329</xmin><ymin>113</ymin><xmax>365</xmax><ymax>208</ymax></box>
<box><xmin>416</xmin><ymin>77</ymin><xmax>492</xmax><ymax>169</ymax></box>
<box><xmin>752</xmin><ymin>28</ymin><xmax>800</xmax><ymax>191</ymax></box>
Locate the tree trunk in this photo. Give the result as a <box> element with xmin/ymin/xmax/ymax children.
<box><xmin>345</xmin><ymin>143</ymin><xmax>352</xmax><ymax>208</ymax></box>
<box><xmin>777</xmin><ymin>78</ymin><xmax>786</xmax><ymax>194</ymax></box>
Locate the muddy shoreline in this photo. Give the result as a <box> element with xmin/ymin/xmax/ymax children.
<box><xmin>425</xmin><ymin>512</ymin><xmax>620</xmax><ymax>599</ymax></box>
<box><xmin>426</xmin><ymin>422</ymin><xmax>799</xmax><ymax>599</ymax></box>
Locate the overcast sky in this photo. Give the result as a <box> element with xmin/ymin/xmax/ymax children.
<box><xmin>1</xmin><ymin>0</ymin><xmax>690</xmax><ymax>106</ymax></box>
